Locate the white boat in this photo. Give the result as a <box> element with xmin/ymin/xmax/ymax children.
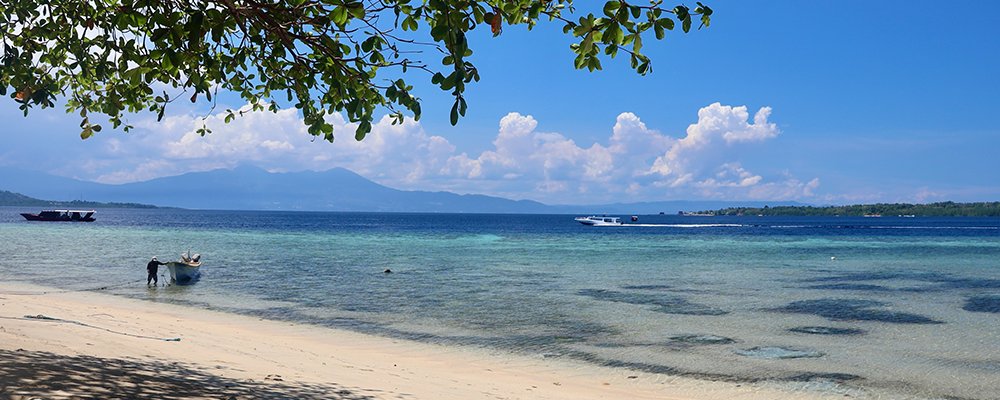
<box><xmin>166</xmin><ymin>252</ymin><xmax>201</xmax><ymax>285</ymax></box>
<box><xmin>574</xmin><ymin>216</ymin><xmax>623</xmax><ymax>226</ymax></box>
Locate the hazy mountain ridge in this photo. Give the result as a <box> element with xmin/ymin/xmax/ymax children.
<box><xmin>0</xmin><ymin>189</ymin><xmax>158</xmax><ymax>208</ymax></box>
<box><xmin>0</xmin><ymin>166</ymin><xmax>803</xmax><ymax>213</ymax></box>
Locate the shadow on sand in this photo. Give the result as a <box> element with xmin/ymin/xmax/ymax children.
<box><xmin>0</xmin><ymin>349</ymin><xmax>386</xmax><ymax>400</ymax></box>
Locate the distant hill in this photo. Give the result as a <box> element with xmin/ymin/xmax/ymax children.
<box><xmin>0</xmin><ymin>166</ymin><xmax>553</xmax><ymax>212</ymax></box>
<box><xmin>548</xmin><ymin>200</ymin><xmax>807</xmax><ymax>215</ymax></box>
<box><xmin>0</xmin><ymin>190</ymin><xmax>158</xmax><ymax>208</ymax></box>
<box><xmin>706</xmin><ymin>202</ymin><xmax>1000</xmax><ymax>217</ymax></box>
<box><xmin>0</xmin><ymin>165</ymin><xmax>810</xmax><ymax>213</ymax></box>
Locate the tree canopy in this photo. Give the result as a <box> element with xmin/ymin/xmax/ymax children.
<box><xmin>705</xmin><ymin>202</ymin><xmax>1000</xmax><ymax>217</ymax></box>
<box><xmin>1</xmin><ymin>0</ymin><xmax>712</xmax><ymax>141</ymax></box>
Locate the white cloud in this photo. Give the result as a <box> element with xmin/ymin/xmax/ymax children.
<box><xmin>697</xmin><ymin>163</ymin><xmax>763</xmax><ymax>188</ymax></box>
<box><xmin>88</xmin><ymin>107</ymin><xmax>455</xmax><ymax>186</ymax></box>
<box><xmin>648</xmin><ymin>102</ymin><xmax>780</xmax><ymax>188</ymax></box>
<box><xmin>69</xmin><ymin>102</ymin><xmax>818</xmax><ymax>203</ymax></box>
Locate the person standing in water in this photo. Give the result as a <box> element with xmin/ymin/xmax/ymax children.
<box><xmin>146</xmin><ymin>256</ymin><xmax>166</xmax><ymax>286</ymax></box>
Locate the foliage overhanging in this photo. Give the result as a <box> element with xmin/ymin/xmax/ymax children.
<box><xmin>1</xmin><ymin>0</ymin><xmax>712</xmax><ymax>141</ymax></box>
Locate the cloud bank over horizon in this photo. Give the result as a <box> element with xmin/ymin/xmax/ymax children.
<box><xmin>29</xmin><ymin>102</ymin><xmax>821</xmax><ymax>204</ymax></box>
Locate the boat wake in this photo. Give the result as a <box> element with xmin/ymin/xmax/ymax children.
<box><xmin>619</xmin><ymin>223</ymin><xmax>746</xmax><ymax>228</ymax></box>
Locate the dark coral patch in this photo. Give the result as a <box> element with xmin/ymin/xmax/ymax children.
<box><xmin>788</xmin><ymin>326</ymin><xmax>865</xmax><ymax>335</ymax></box>
<box><xmin>668</xmin><ymin>334</ymin><xmax>736</xmax><ymax>345</ymax></box>
<box><xmin>578</xmin><ymin>289</ymin><xmax>727</xmax><ymax>316</ymax></box>
<box><xmin>736</xmin><ymin>346</ymin><xmax>824</xmax><ymax>359</ymax></box>
<box><xmin>621</xmin><ymin>284</ymin><xmax>672</xmax><ymax>290</ymax></box>
<box><xmin>774</xmin><ymin>298</ymin><xmax>942</xmax><ymax>324</ymax></box>
<box><xmin>785</xmin><ymin>372</ymin><xmax>862</xmax><ymax>382</ymax></box>
<box><xmin>963</xmin><ymin>295</ymin><xmax>1000</xmax><ymax>313</ymax></box>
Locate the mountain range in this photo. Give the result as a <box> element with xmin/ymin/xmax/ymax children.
<box><xmin>0</xmin><ymin>166</ymin><xmax>804</xmax><ymax>213</ymax></box>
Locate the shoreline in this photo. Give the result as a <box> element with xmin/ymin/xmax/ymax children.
<box><xmin>0</xmin><ymin>281</ymin><xmax>853</xmax><ymax>400</ymax></box>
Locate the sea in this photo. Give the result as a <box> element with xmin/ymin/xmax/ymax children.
<box><xmin>1</xmin><ymin>207</ymin><xmax>998</xmax><ymax>399</ymax></box>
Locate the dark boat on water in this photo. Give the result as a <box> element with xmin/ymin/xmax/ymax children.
<box><xmin>20</xmin><ymin>209</ymin><xmax>96</xmax><ymax>222</ymax></box>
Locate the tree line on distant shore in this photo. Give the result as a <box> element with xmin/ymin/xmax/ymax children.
<box><xmin>705</xmin><ymin>202</ymin><xmax>1000</xmax><ymax>217</ymax></box>
<box><xmin>0</xmin><ymin>190</ymin><xmax>157</xmax><ymax>209</ymax></box>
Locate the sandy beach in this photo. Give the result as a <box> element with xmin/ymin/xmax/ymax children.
<box><xmin>0</xmin><ymin>282</ymin><xmax>855</xmax><ymax>400</ymax></box>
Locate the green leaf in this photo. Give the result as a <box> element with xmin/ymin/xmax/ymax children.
<box><xmin>361</xmin><ymin>36</ymin><xmax>376</xmax><ymax>53</ymax></box>
<box><xmin>441</xmin><ymin>73</ymin><xmax>456</xmax><ymax>90</ymax></box>
<box><xmin>450</xmin><ymin>100</ymin><xmax>459</xmax><ymax>125</ymax></box>
<box><xmin>402</xmin><ymin>16</ymin><xmax>418</xmax><ymax>31</ymax></box>
<box><xmin>581</xmin><ymin>32</ymin><xmax>595</xmax><ymax>53</ymax></box>
<box><xmin>587</xmin><ymin>56</ymin><xmax>602</xmax><ymax>71</ymax></box>
<box><xmin>605</xmin><ymin>44</ymin><xmax>618</xmax><ymax>57</ymax></box>
<box><xmin>355</xmin><ymin>120</ymin><xmax>371</xmax><ymax>140</ymax></box>
<box><xmin>637</xmin><ymin>61</ymin><xmax>649</xmax><ymax>75</ymax></box>
<box><xmin>331</xmin><ymin>7</ymin><xmax>349</xmax><ymax>26</ymax></box>
<box><xmin>602</xmin><ymin>1</ymin><xmax>620</xmax><ymax>17</ymax></box>
<box><xmin>167</xmin><ymin>51</ymin><xmax>181</xmax><ymax>70</ymax></box>
<box><xmin>658</xmin><ymin>18</ymin><xmax>674</xmax><ymax>31</ymax></box>
<box><xmin>347</xmin><ymin>2</ymin><xmax>365</xmax><ymax>19</ymax></box>
<box><xmin>187</xmin><ymin>12</ymin><xmax>204</xmax><ymax>49</ymax></box>
<box><xmin>605</xmin><ymin>23</ymin><xmax>624</xmax><ymax>44</ymax></box>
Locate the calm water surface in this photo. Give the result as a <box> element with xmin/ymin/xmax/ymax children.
<box><xmin>1</xmin><ymin>207</ymin><xmax>998</xmax><ymax>399</ymax></box>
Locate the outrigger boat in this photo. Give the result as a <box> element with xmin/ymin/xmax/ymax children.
<box><xmin>20</xmin><ymin>209</ymin><xmax>95</xmax><ymax>222</ymax></box>
<box><xmin>166</xmin><ymin>252</ymin><xmax>201</xmax><ymax>285</ymax></box>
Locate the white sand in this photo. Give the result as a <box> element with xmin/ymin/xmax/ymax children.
<box><xmin>0</xmin><ymin>282</ymin><xmax>846</xmax><ymax>399</ymax></box>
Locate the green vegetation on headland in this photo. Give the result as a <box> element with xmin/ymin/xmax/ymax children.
<box><xmin>701</xmin><ymin>202</ymin><xmax>1000</xmax><ymax>217</ymax></box>
<box><xmin>0</xmin><ymin>190</ymin><xmax>158</xmax><ymax>209</ymax></box>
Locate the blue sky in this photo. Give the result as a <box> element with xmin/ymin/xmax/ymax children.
<box><xmin>2</xmin><ymin>1</ymin><xmax>998</xmax><ymax>205</ymax></box>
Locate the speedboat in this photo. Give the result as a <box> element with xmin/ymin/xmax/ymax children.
<box><xmin>166</xmin><ymin>252</ymin><xmax>202</xmax><ymax>285</ymax></box>
<box><xmin>20</xmin><ymin>209</ymin><xmax>95</xmax><ymax>222</ymax></box>
<box><xmin>574</xmin><ymin>216</ymin><xmax>623</xmax><ymax>226</ymax></box>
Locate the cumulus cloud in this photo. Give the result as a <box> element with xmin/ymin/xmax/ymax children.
<box><xmin>86</xmin><ymin>106</ymin><xmax>455</xmax><ymax>186</ymax></box>
<box><xmin>72</xmin><ymin>102</ymin><xmax>818</xmax><ymax>203</ymax></box>
<box><xmin>648</xmin><ymin>103</ymin><xmax>779</xmax><ymax>187</ymax></box>
<box><xmin>439</xmin><ymin>111</ymin><xmax>683</xmax><ymax>199</ymax></box>
<box><xmin>430</xmin><ymin>103</ymin><xmax>815</xmax><ymax>202</ymax></box>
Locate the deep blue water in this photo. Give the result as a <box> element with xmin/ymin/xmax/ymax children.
<box><xmin>1</xmin><ymin>207</ymin><xmax>998</xmax><ymax>399</ymax></box>
<box><xmin>25</xmin><ymin>208</ymin><xmax>998</xmax><ymax>237</ymax></box>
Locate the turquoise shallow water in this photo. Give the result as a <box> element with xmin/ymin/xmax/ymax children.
<box><xmin>1</xmin><ymin>207</ymin><xmax>999</xmax><ymax>399</ymax></box>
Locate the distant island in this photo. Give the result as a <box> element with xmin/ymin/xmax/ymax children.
<box><xmin>0</xmin><ymin>165</ymin><xmax>805</xmax><ymax>213</ymax></box>
<box><xmin>698</xmin><ymin>201</ymin><xmax>1000</xmax><ymax>217</ymax></box>
<box><xmin>0</xmin><ymin>190</ymin><xmax>159</xmax><ymax>209</ymax></box>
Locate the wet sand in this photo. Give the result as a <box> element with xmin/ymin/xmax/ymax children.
<box><xmin>0</xmin><ymin>282</ymin><xmax>847</xmax><ymax>399</ymax></box>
